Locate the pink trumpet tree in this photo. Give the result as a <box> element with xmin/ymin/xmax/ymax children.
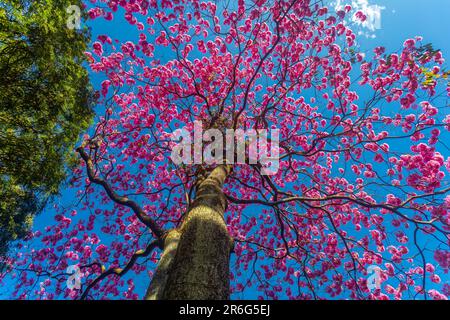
<box><xmin>2</xmin><ymin>0</ymin><xmax>450</xmax><ymax>300</ymax></box>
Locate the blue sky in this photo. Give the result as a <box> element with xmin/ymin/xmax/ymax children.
<box><xmin>1</xmin><ymin>0</ymin><xmax>449</xmax><ymax>299</ymax></box>
<box><xmin>358</xmin><ymin>0</ymin><xmax>450</xmax><ymax>53</ymax></box>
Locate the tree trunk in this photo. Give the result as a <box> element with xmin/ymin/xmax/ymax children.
<box><xmin>146</xmin><ymin>165</ymin><xmax>233</xmax><ymax>300</ymax></box>
<box><xmin>145</xmin><ymin>229</ymin><xmax>180</xmax><ymax>300</ymax></box>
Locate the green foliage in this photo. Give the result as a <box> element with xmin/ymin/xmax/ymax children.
<box><xmin>421</xmin><ymin>66</ymin><xmax>450</xmax><ymax>87</ymax></box>
<box><xmin>0</xmin><ymin>0</ymin><xmax>94</xmax><ymax>254</ymax></box>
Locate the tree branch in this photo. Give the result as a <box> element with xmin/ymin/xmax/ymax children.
<box><xmin>79</xmin><ymin>239</ymin><xmax>160</xmax><ymax>300</ymax></box>
<box><xmin>76</xmin><ymin>146</ymin><xmax>164</xmax><ymax>240</ymax></box>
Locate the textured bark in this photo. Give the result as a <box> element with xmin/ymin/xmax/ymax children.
<box><xmin>144</xmin><ymin>229</ymin><xmax>180</xmax><ymax>300</ymax></box>
<box><xmin>156</xmin><ymin>165</ymin><xmax>233</xmax><ymax>300</ymax></box>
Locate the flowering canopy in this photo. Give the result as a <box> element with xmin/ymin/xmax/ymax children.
<box><xmin>2</xmin><ymin>0</ymin><xmax>450</xmax><ymax>300</ymax></box>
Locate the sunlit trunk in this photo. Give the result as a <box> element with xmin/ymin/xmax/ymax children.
<box><xmin>145</xmin><ymin>229</ymin><xmax>181</xmax><ymax>300</ymax></box>
<box><xmin>145</xmin><ymin>165</ymin><xmax>233</xmax><ymax>300</ymax></box>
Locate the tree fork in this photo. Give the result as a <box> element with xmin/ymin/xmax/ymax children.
<box><xmin>147</xmin><ymin>165</ymin><xmax>233</xmax><ymax>300</ymax></box>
